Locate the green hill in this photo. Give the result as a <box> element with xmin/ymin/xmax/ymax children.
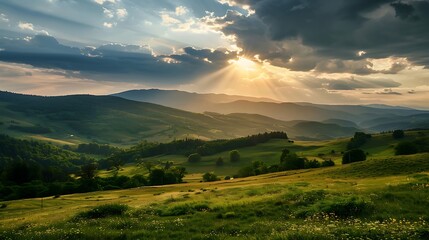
<box><xmin>100</xmin><ymin>130</ymin><xmax>429</xmax><ymax>178</ymax></box>
<box><xmin>1</xmin><ymin>130</ymin><xmax>429</xmax><ymax>239</ymax></box>
<box><xmin>0</xmin><ymin>91</ymin><xmax>359</xmax><ymax>145</ymax></box>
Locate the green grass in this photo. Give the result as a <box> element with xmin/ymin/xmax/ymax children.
<box><xmin>1</xmin><ymin>167</ymin><xmax>429</xmax><ymax>239</ymax></box>
<box><xmin>1</xmin><ymin>130</ymin><xmax>429</xmax><ymax>239</ymax></box>
<box><xmin>100</xmin><ymin>131</ymin><xmax>429</xmax><ymax>179</ymax></box>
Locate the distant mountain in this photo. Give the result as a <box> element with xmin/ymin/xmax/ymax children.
<box><xmin>322</xmin><ymin>119</ymin><xmax>359</xmax><ymax>128</ymax></box>
<box><xmin>114</xmin><ymin>89</ymin><xmax>427</xmax><ymax>128</ymax></box>
<box><xmin>0</xmin><ymin>91</ymin><xmax>358</xmax><ymax>145</ymax></box>
<box><xmin>112</xmin><ymin>89</ymin><xmax>278</xmax><ymax>113</ymax></box>
<box><xmin>360</xmin><ymin>113</ymin><xmax>429</xmax><ymax>131</ymax></box>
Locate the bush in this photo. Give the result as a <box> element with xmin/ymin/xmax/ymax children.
<box><xmin>224</xmin><ymin>212</ymin><xmax>236</xmax><ymax>219</ymax></box>
<box><xmin>392</xmin><ymin>129</ymin><xmax>405</xmax><ymax>139</ymax></box>
<box><xmin>347</xmin><ymin>132</ymin><xmax>372</xmax><ymax>150</ymax></box>
<box><xmin>342</xmin><ymin>149</ymin><xmax>366</xmax><ymax>164</ymax></box>
<box><xmin>229</xmin><ymin>150</ymin><xmax>240</xmax><ymax>162</ymax></box>
<box><xmin>304</xmin><ymin>159</ymin><xmax>321</xmax><ymax>169</ymax></box>
<box><xmin>321</xmin><ymin>159</ymin><xmax>335</xmax><ymax>167</ymax></box>
<box><xmin>75</xmin><ymin>204</ymin><xmax>129</xmax><ymax>219</ymax></box>
<box><xmin>280</xmin><ymin>150</ymin><xmax>306</xmax><ymax>170</ymax></box>
<box><xmin>188</xmin><ymin>153</ymin><xmax>201</xmax><ymax>163</ymax></box>
<box><xmin>216</xmin><ymin>157</ymin><xmax>224</xmax><ymax>166</ymax></box>
<box><xmin>320</xmin><ymin>197</ymin><xmax>373</xmax><ymax>218</ymax></box>
<box><xmin>395</xmin><ymin>141</ymin><xmax>418</xmax><ymax>155</ymax></box>
<box><xmin>0</xmin><ymin>203</ymin><xmax>7</xmax><ymax>209</ymax></box>
<box><xmin>202</xmin><ymin>172</ymin><xmax>219</xmax><ymax>182</ymax></box>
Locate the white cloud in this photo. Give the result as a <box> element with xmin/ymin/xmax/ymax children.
<box><xmin>116</xmin><ymin>8</ymin><xmax>128</xmax><ymax>19</ymax></box>
<box><xmin>0</xmin><ymin>13</ymin><xmax>9</xmax><ymax>22</ymax></box>
<box><xmin>160</xmin><ymin>13</ymin><xmax>181</xmax><ymax>25</ymax></box>
<box><xmin>94</xmin><ymin>0</ymin><xmax>117</xmax><ymax>5</ymax></box>
<box><xmin>144</xmin><ymin>20</ymin><xmax>153</xmax><ymax>26</ymax></box>
<box><xmin>103</xmin><ymin>22</ymin><xmax>114</xmax><ymax>28</ymax></box>
<box><xmin>175</xmin><ymin>6</ymin><xmax>188</xmax><ymax>16</ymax></box>
<box><xmin>18</xmin><ymin>22</ymin><xmax>34</xmax><ymax>31</ymax></box>
<box><xmin>103</xmin><ymin>7</ymin><xmax>114</xmax><ymax>18</ymax></box>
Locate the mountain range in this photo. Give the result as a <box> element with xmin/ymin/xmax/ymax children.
<box><xmin>0</xmin><ymin>89</ymin><xmax>427</xmax><ymax>145</ymax></box>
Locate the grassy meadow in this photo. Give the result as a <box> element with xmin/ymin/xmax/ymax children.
<box><xmin>1</xmin><ymin>130</ymin><xmax>429</xmax><ymax>239</ymax></box>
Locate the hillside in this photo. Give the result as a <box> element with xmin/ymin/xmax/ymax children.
<box><xmin>1</xmin><ymin>130</ymin><xmax>429</xmax><ymax>239</ymax></box>
<box><xmin>0</xmin><ymin>91</ymin><xmax>359</xmax><ymax>144</ymax></box>
<box><xmin>111</xmin><ymin>89</ymin><xmax>278</xmax><ymax>113</ymax></box>
<box><xmin>113</xmin><ymin>89</ymin><xmax>427</xmax><ymax>127</ymax></box>
<box><xmin>101</xmin><ymin>130</ymin><xmax>429</xmax><ymax>177</ymax></box>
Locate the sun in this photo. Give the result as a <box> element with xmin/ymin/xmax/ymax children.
<box><xmin>229</xmin><ymin>56</ymin><xmax>258</xmax><ymax>72</ymax></box>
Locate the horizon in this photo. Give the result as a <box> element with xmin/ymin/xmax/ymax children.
<box><xmin>0</xmin><ymin>0</ymin><xmax>428</xmax><ymax>108</ymax></box>
<box><xmin>2</xmin><ymin>88</ymin><xmax>429</xmax><ymax>111</ymax></box>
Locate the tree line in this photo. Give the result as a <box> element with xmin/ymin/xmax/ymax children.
<box><xmin>101</xmin><ymin>132</ymin><xmax>288</xmax><ymax>168</ymax></box>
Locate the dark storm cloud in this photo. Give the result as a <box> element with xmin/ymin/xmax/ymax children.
<box><xmin>0</xmin><ymin>35</ymin><xmax>236</xmax><ymax>84</ymax></box>
<box><xmin>216</xmin><ymin>0</ymin><xmax>429</xmax><ymax>73</ymax></box>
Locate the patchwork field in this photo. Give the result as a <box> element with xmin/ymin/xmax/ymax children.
<box><xmin>1</xmin><ymin>131</ymin><xmax>429</xmax><ymax>239</ymax></box>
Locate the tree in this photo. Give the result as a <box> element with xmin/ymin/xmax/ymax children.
<box><xmin>342</xmin><ymin>149</ymin><xmax>366</xmax><ymax>164</ymax></box>
<box><xmin>392</xmin><ymin>130</ymin><xmax>405</xmax><ymax>139</ymax></box>
<box><xmin>395</xmin><ymin>141</ymin><xmax>418</xmax><ymax>155</ymax></box>
<box><xmin>216</xmin><ymin>157</ymin><xmax>224</xmax><ymax>166</ymax></box>
<box><xmin>149</xmin><ymin>168</ymin><xmax>165</xmax><ymax>185</ymax></box>
<box><xmin>188</xmin><ymin>153</ymin><xmax>201</xmax><ymax>163</ymax></box>
<box><xmin>80</xmin><ymin>163</ymin><xmax>98</xmax><ymax>180</ymax></box>
<box><xmin>229</xmin><ymin>150</ymin><xmax>240</xmax><ymax>162</ymax></box>
<box><xmin>280</xmin><ymin>148</ymin><xmax>306</xmax><ymax>170</ymax></box>
<box><xmin>347</xmin><ymin>132</ymin><xmax>372</xmax><ymax>150</ymax></box>
<box><xmin>280</xmin><ymin>152</ymin><xmax>305</xmax><ymax>170</ymax></box>
<box><xmin>202</xmin><ymin>172</ymin><xmax>219</xmax><ymax>182</ymax></box>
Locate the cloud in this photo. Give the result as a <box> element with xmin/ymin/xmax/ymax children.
<box><xmin>94</xmin><ymin>0</ymin><xmax>117</xmax><ymax>5</ymax></box>
<box><xmin>211</xmin><ymin>0</ymin><xmax>429</xmax><ymax>73</ymax></box>
<box><xmin>18</xmin><ymin>22</ymin><xmax>34</xmax><ymax>31</ymax></box>
<box><xmin>160</xmin><ymin>13</ymin><xmax>181</xmax><ymax>25</ymax></box>
<box><xmin>116</xmin><ymin>8</ymin><xmax>128</xmax><ymax>19</ymax></box>
<box><xmin>301</xmin><ymin>76</ymin><xmax>401</xmax><ymax>91</ymax></box>
<box><xmin>0</xmin><ymin>35</ymin><xmax>237</xmax><ymax>85</ymax></box>
<box><xmin>175</xmin><ymin>6</ymin><xmax>189</xmax><ymax>16</ymax></box>
<box><xmin>103</xmin><ymin>22</ymin><xmax>114</xmax><ymax>28</ymax></box>
<box><xmin>376</xmin><ymin>88</ymin><xmax>402</xmax><ymax>95</ymax></box>
<box><xmin>0</xmin><ymin>13</ymin><xmax>9</xmax><ymax>22</ymax></box>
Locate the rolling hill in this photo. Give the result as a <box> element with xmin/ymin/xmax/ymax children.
<box><xmin>0</xmin><ymin>91</ymin><xmax>359</xmax><ymax>145</ymax></box>
<box><xmin>114</xmin><ymin>89</ymin><xmax>428</xmax><ymax>128</ymax></box>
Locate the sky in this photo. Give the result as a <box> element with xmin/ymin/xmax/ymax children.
<box><xmin>0</xmin><ymin>0</ymin><xmax>428</xmax><ymax>108</ymax></box>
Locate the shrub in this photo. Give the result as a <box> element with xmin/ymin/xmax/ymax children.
<box><xmin>395</xmin><ymin>141</ymin><xmax>418</xmax><ymax>155</ymax></box>
<box><xmin>188</xmin><ymin>153</ymin><xmax>201</xmax><ymax>163</ymax></box>
<box><xmin>320</xmin><ymin>197</ymin><xmax>374</xmax><ymax>218</ymax></box>
<box><xmin>392</xmin><ymin>129</ymin><xmax>405</xmax><ymax>139</ymax></box>
<box><xmin>229</xmin><ymin>150</ymin><xmax>240</xmax><ymax>162</ymax></box>
<box><xmin>0</xmin><ymin>203</ymin><xmax>7</xmax><ymax>209</ymax></box>
<box><xmin>342</xmin><ymin>149</ymin><xmax>366</xmax><ymax>164</ymax></box>
<box><xmin>224</xmin><ymin>212</ymin><xmax>236</xmax><ymax>219</ymax></box>
<box><xmin>202</xmin><ymin>172</ymin><xmax>219</xmax><ymax>182</ymax></box>
<box><xmin>75</xmin><ymin>204</ymin><xmax>129</xmax><ymax>219</ymax></box>
<box><xmin>347</xmin><ymin>132</ymin><xmax>372</xmax><ymax>150</ymax></box>
<box><xmin>304</xmin><ymin>159</ymin><xmax>321</xmax><ymax>169</ymax></box>
<box><xmin>280</xmin><ymin>150</ymin><xmax>306</xmax><ymax>170</ymax></box>
<box><xmin>321</xmin><ymin>159</ymin><xmax>335</xmax><ymax>167</ymax></box>
<box><xmin>216</xmin><ymin>157</ymin><xmax>224</xmax><ymax>166</ymax></box>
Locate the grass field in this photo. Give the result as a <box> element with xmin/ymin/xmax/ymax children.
<box><xmin>1</xmin><ymin>130</ymin><xmax>429</xmax><ymax>239</ymax></box>
<box><xmin>100</xmin><ymin>130</ymin><xmax>427</xmax><ymax>179</ymax></box>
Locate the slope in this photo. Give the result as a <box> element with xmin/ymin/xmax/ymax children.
<box><xmin>0</xmin><ymin>91</ymin><xmax>358</xmax><ymax>145</ymax></box>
